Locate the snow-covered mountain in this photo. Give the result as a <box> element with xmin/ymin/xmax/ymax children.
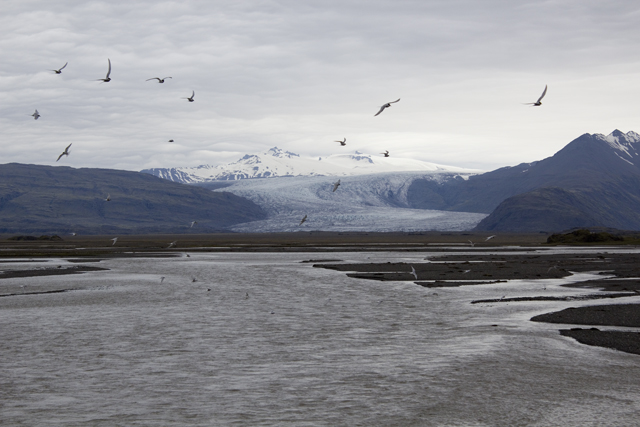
<box><xmin>142</xmin><ymin>147</ymin><xmax>480</xmax><ymax>183</ymax></box>
<box><xmin>211</xmin><ymin>171</ymin><xmax>486</xmax><ymax>232</ymax></box>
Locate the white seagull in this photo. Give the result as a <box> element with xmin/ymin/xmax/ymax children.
<box><xmin>374</xmin><ymin>98</ymin><xmax>400</xmax><ymax>116</ymax></box>
<box><xmin>146</xmin><ymin>77</ymin><xmax>172</xmax><ymax>83</ymax></box>
<box><xmin>31</xmin><ymin>110</ymin><xmax>40</xmax><ymax>120</ymax></box>
<box><xmin>56</xmin><ymin>143</ymin><xmax>71</xmax><ymax>161</ymax></box>
<box><xmin>410</xmin><ymin>265</ymin><xmax>418</xmax><ymax>280</ymax></box>
<box><xmin>485</xmin><ymin>235</ymin><xmax>496</xmax><ymax>241</ymax></box>
<box><xmin>168</xmin><ymin>241</ymin><xmax>177</xmax><ymax>248</ymax></box>
<box><xmin>183</xmin><ymin>90</ymin><xmax>195</xmax><ymax>102</ymax></box>
<box><xmin>468</xmin><ymin>240</ymin><xmax>475</xmax><ymax>247</ymax></box>
<box><xmin>51</xmin><ymin>62</ymin><xmax>68</xmax><ymax>74</ymax></box>
<box><xmin>524</xmin><ymin>85</ymin><xmax>547</xmax><ymax>106</ymax></box>
<box><xmin>190</xmin><ymin>221</ymin><xmax>197</xmax><ymax>228</ymax></box>
<box><xmin>335</xmin><ymin>138</ymin><xmax>346</xmax><ymax>146</ymax></box>
<box><xmin>97</xmin><ymin>58</ymin><xmax>111</xmax><ymax>82</ymax></box>
<box><xmin>111</xmin><ymin>237</ymin><xmax>118</xmax><ymax>245</ymax></box>
<box><xmin>332</xmin><ymin>179</ymin><xmax>341</xmax><ymax>192</ymax></box>
<box><xmin>105</xmin><ymin>194</ymin><xmax>111</xmax><ymax>201</ymax></box>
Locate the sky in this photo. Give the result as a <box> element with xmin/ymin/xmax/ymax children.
<box><xmin>2</xmin><ymin>0</ymin><xmax>640</xmax><ymax>172</ymax></box>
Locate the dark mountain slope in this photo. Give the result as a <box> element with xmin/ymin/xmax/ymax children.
<box><xmin>408</xmin><ymin>130</ymin><xmax>640</xmax><ymax>232</ymax></box>
<box><xmin>0</xmin><ymin>163</ymin><xmax>266</xmax><ymax>235</ymax></box>
<box><xmin>408</xmin><ymin>130</ymin><xmax>640</xmax><ymax>214</ymax></box>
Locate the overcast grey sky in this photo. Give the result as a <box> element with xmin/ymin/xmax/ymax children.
<box><xmin>2</xmin><ymin>0</ymin><xmax>639</xmax><ymax>172</ymax></box>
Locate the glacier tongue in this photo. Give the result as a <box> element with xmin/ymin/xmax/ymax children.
<box><xmin>213</xmin><ymin>171</ymin><xmax>486</xmax><ymax>232</ymax></box>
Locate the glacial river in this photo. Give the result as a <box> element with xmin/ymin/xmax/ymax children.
<box><xmin>1</xmin><ymin>249</ymin><xmax>639</xmax><ymax>426</ymax></box>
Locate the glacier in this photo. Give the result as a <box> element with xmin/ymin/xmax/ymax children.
<box><xmin>211</xmin><ymin>171</ymin><xmax>487</xmax><ymax>232</ymax></box>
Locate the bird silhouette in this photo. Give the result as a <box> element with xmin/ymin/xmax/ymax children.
<box><xmin>146</xmin><ymin>77</ymin><xmax>172</xmax><ymax>83</ymax></box>
<box><xmin>332</xmin><ymin>179</ymin><xmax>341</xmax><ymax>192</ymax></box>
<box><xmin>410</xmin><ymin>265</ymin><xmax>418</xmax><ymax>280</ymax></box>
<box><xmin>51</xmin><ymin>62</ymin><xmax>68</xmax><ymax>74</ymax></box>
<box><xmin>374</xmin><ymin>98</ymin><xmax>400</xmax><ymax>116</ymax></box>
<box><xmin>56</xmin><ymin>143</ymin><xmax>71</xmax><ymax>161</ymax></box>
<box><xmin>97</xmin><ymin>59</ymin><xmax>111</xmax><ymax>82</ymax></box>
<box><xmin>485</xmin><ymin>235</ymin><xmax>496</xmax><ymax>241</ymax></box>
<box><xmin>336</xmin><ymin>138</ymin><xmax>346</xmax><ymax>146</ymax></box>
<box><xmin>183</xmin><ymin>90</ymin><xmax>195</xmax><ymax>102</ymax></box>
<box><xmin>190</xmin><ymin>221</ymin><xmax>197</xmax><ymax>228</ymax></box>
<box><xmin>111</xmin><ymin>237</ymin><xmax>118</xmax><ymax>245</ymax></box>
<box><xmin>524</xmin><ymin>85</ymin><xmax>547</xmax><ymax>106</ymax></box>
<box><xmin>381</xmin><ymin>150</ymin><xmax>389</xmax><ymax>157</ymax></box>
<box><xmin>31</xmin><ymin>110</ymin><xmax>40</xmax><ymax>120</ymax></box>
<box><xmin>168</xmin><ymin>139</ymin><xmax>174</xmax><ymax>142</ymax></box>
<box><xmin>168</xmin><ymin>241</ymin><xmax>177</xmax><ymax>248</ymax></box>
<box><xmin>299</xmin><ymin>214</ymin><xmax>308</xmax><ymax>225</ymax></box>
<box><xmin>468</xmin><ymin>240</ymin><xmax>475</xmax><ymax>247</ymax></box>
<box><xmin>105</xmin><ymin>194</ymin><xmax>111</xmax><ymax>201</ymax></box>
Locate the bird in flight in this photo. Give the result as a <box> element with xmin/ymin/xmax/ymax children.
<box><xmin>336</xmin><ymin>138</ymin><xmax>346</xmax><ymax>146</ymax></box>
<box><xmin>105</xmin><ymin>194</ymin><xmax>111</xmax><ymax>202</ymax></box>
<box><xmin>31</xmin><ymin>110</ymin><xmax>40</xmax><ymax>120</ymax></box>
<box><xmin>410</xmin><ymin>265</ymin><xmax>418</xmax><ymax>280</ymax></box>
<box><xmin>111</xmin><ymin>237</ymin><xmax>118</xmax><ymax>246</ymax></box>
<box><xmin>146</xmin><ymin>77</ymin><xmax>172</xmax><ymax>83</ymax></box>
<box><xmin>299</xmin><ymin>214</ymin><xmax>307</xmax><ymax>225</ymax></box>
<box><xmin>485</xmin><ymin>235</ymin><xmax>496</xmax><ymax>241</ymax></box>
<box><xmin>168</xmin><ymin>139</ymin><xmax>174</xmax><ymax>142</ymax></box>
<box><xmin>51</xmin><ymin>62</ymin><xmax>68</xmax><ymax>74</ymax></box>
<box><xmin>524</xmin><ymin>85</ymin><xmax>547</xmax><ymax>106</ymax></box>
<box><xmin>168</xmin><ymin>241</ymin><xmax>177</xmax><ymax>248</ymax></box>
<box><xmin>381</xmin><ymin>150</ymin><xmax>389</xmax><ymax>157</ymax></box>
<box><xmin>160</xmin><ymin>276</ymin><xmax>165</xmax><ymax>284</ymax></box>
<box><xmin>97</xmin><ymin>59</ymin><xmax>111</xmax><ymax>82</ymax></box>
<box><xmin>56</xmin><ymin>143</ymin><xmax>72</xmax><ymax>161</ymax></box>
<box><xmin>183</xmin><ymin>91</ymin><xmax>195</xmax><ymax>102</ymax></box>
<box><xmin>332</xmin><ymin>179</ymin><xmax>341</xmax><ymax>192</ymax></box>
<box><xmin>374</xmin><ymin>98</ymin><xmax>400</xmax><ymax>116</ymax></box>
<box><xmin>190</xmin><ymin>221</ymin><xmax>197</xmax><ymax>228</ymax></box>
<box><xmin>468</xmin><ymin>240</ymin><xmax>475</xmax><ymax>247</ymax></box>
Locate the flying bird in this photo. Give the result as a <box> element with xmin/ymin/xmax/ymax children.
<box><xmin>168</xmin><ymin>139</ymin><xmax>174</xmax><ymax>142</ymax></box>
<box><xmin>332</xmin><ymin>179</ymin><xmax>341</xmax><ymax>192</ymax></box>
<box><xmin>524</xmin><ymin>85</ymin><xmax>547</xmax><ymax>106</ymax></box>
<box><xmin>190</xmin><ymin>221</ymin><xmax>197</xmax><ymax>228</ymax></box>
<box><xmin>468</xmin><ymin>240</ymin><xmax>475</xmax><ymax>247</ymax></box>
<box><xmin>410</xmin><ymin>265</ymin><xmax>418</xmax><ymax>280</ymax></box>
<box><xmin>168</xmin><ymin>241</ymin><xmax>177</xmax><ymax>248</ymax></box>
<box><xmin>374</xmin><ymin>98</ymin><xmax>400</xmax><ymax>116</ymax></box>
<box><xmin>111</xmin><ymin>237</ymin><xmax>118</xmax><ymax>246</ymax></box>
<box><xmin>336</xmin><ymin>138</ymin><xmax>346</xmax><ymax>146</ymax></box>
<box><xmin>51</xmin><ymin>62</ymin><xmax>68</xmax><ymax>74</ymax></box>
<box><xmin>381</xmin><ymin>150</ymin><xmax>389</xmax><ymax>157</ymax></box>
<box><xmin>146</xmin><ymin>77</ymin><xmax>172</xmax><ymax>83</ymax></box>
<box><xmin>183</xmin><ymin>91</ymin><xmax>195</xmax><ymax>102</ymax></box>
<box><xmin>485</xmin><ymin>235</ymin><xmax>496</xmax><ymax>241</ymax></box>
<box><xmin>299</xmin><ymin>215</ymin><xmax>308</xmax><ymax>225</ymax></box>
<box><xmin>97</xmin><ymin>58</ymin><xmax>111</xmax><ymax>82</ymax></box>
<box><xmin>160</xmin><ymin>276</ymin><xmax>165</xmax><ymax>284</ymax></box>
<box><xmin>56</xmin><ymin>143</ymin><xmax>72</xmax><ymax>161</ymax></box>
<box><xmin>105</xmin><ymin>194</ymin><xmax>111</xmax><ymax>201</ymax></box>
<box><xmin>31</xmin><ymin>110</ymin><xmax>40</xmax><ymax>120</ymax></box>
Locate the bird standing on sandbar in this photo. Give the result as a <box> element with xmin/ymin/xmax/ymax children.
<box><xmin>524</xmin><ymin>85</ymin><xmax>547</xmax><ymax>106</ymax></box>
<box><xmin>374</xmin><ymin>98</ymin><xmax>400</xmax><ymax>116</ymax></box>
<box><xmin>56</xmin><ymin>143</ymin><xmax>71</xmax><ymax>161</ymax></box>
<box><xmin>183</xmin><ymin>91</ymin><xmax>195</xmax><ymax>102</ymax></box>
<box><xmin>146</xmin><ymin>77</ymin><xmax>172</xmax><ymax>83</ymax></box>
<box><xmin>336</xmin><ymin>138</ymin><xmax>346</xmax><ymax>146</ymax></box>
<box><xmin>97</xmin><ymin>59</ymin><xmax>111</xmax><ymax>82</ymax></box>
<box><xmin>31</xmin><ymin>110</ymin><xmax>40</xmax><ymax>120</ymax></box>
<box><xmin>51</xmin><ymin>62</ymin><xmax>68</xmax><ymax>74</ymax></box>
<box><xmin>332</xmin><ymin>179</ymin><xmax>341</xmax><ymax>192</ymax></box>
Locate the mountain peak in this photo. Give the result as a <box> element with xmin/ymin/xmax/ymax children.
<box><xmin>266</xmin><ymin>147</ymin><xmax>300</xmax><ymax>159</ymax></box>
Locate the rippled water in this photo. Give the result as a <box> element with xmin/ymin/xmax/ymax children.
<box><xmin>1</xmin><ymin>250</ymin><xmax>640</xmax><ymax>426</ymax></box>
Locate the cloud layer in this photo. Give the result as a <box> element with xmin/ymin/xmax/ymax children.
<box><xmin>1</xmin><ymin>1</ymin><xmax>639</xmax><ymax>171</ymax></box>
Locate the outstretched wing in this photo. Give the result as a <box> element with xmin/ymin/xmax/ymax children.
<box><xmin>105</xmin><ymin>58</ymin><xmax>111</xmax><ymax>78</ymax></box>
<box><xmin>374</xmin><ymin>106</ymin><xmax>386</xmax><ymax>116</ymax></box>
<box><xmin>389</xmin><ymin>98</ymin><xmax>400</xmax><ymax>104</ymax></box>
<box><xmin>536</xmin><ymin>85</ymin><xmax>547</xmax><ymax>103</ymax></box>
<box><xmin>146</xmin><ymin>77</ymin><xmax>160</xmax><ymax>81</ymax></box>
<box><xmin>60</xmin><ymin>62</ymin><xmax>68</xmax><ymax>71</ymax></box>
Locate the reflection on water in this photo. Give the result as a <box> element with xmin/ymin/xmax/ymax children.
<box><xmin>1</xmin><ymin>250</ymin><xmax>639</xmax><ymax>426</ymax></box>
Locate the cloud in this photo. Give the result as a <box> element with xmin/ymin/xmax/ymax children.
<box><xmin>1</xmin><ymin>0</ymin><xmax>639</xmax><ymax>172</ymax></box>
